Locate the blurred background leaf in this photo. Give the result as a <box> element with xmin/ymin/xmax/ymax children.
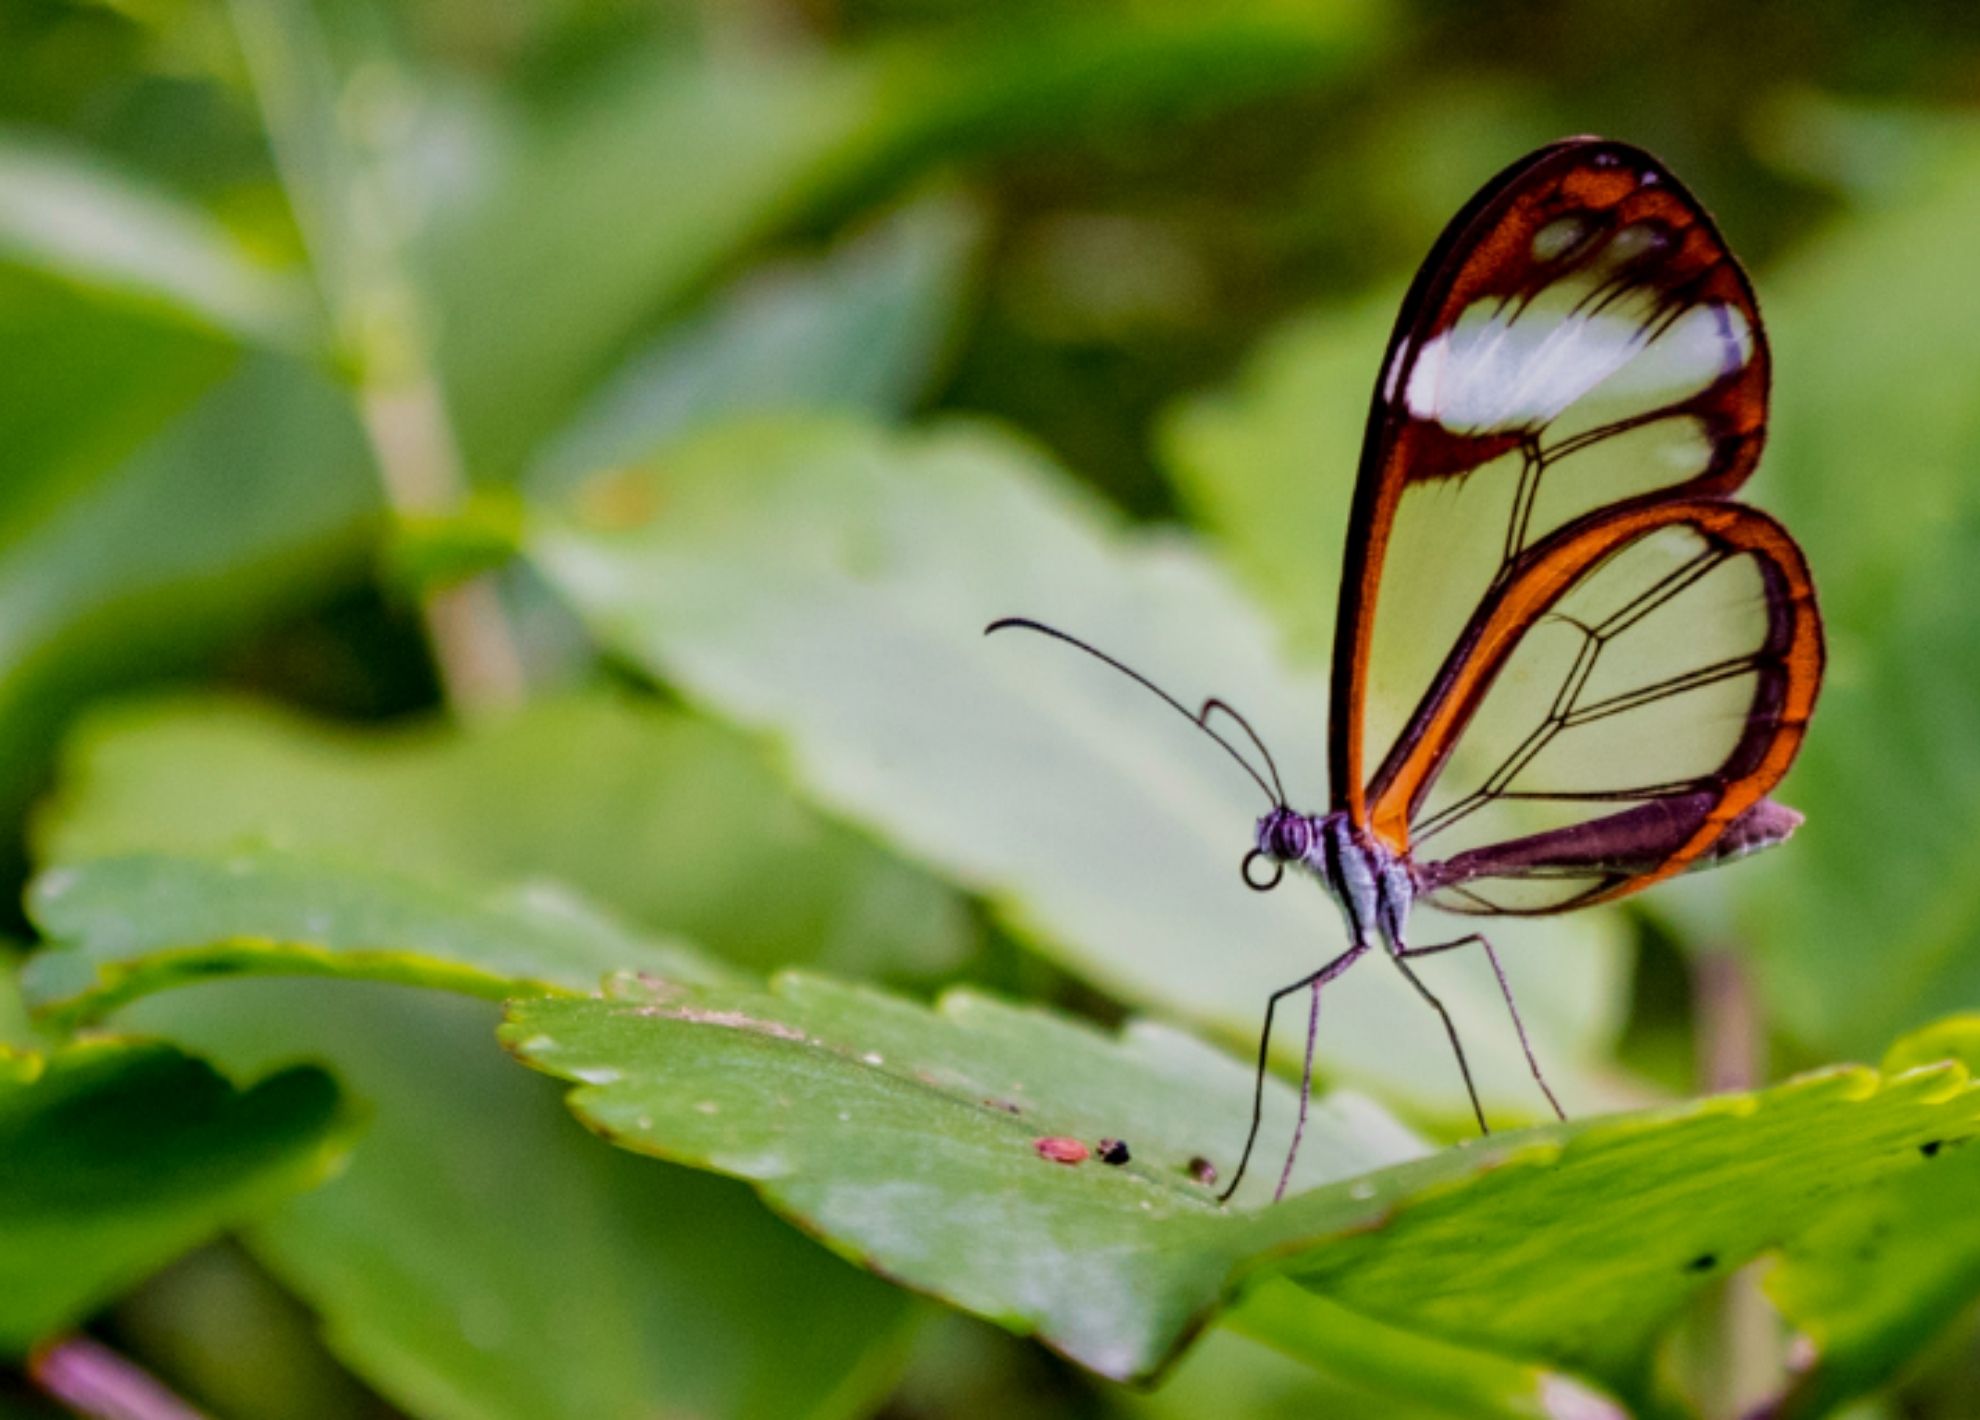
<box><xmin>36</xmin><ymin>691</ymin><xmax>974</xmax><ymax>984</ymax></box>
<box><xmin>1157</xmin><ymin>294</ymin><xmax>1399</xmax><ymax>665</ymax></box>
<box><xmin>528</xmin><ymin>192</ymin><xmax>984</xmax><ymax>496</ymax></box>
<box><xmin>123</xmin><ymin>982</ymin><xmax>919</xmax><ymax>1420</ymax></box>
<box><xmin>0</xmin><ymin>354</ymin><xmax>378</xmax><ymax>862</ymax></box>
<box><xmin>1729</xmin><ymin>116</ymin><xmax>1980</xmax><ymax>1060</ymax></box>
<box><xmin>418</xmin><ymin>4</ymin><xmax>1384</xmax><ymax>480</ymax></box>
<box><xmin>1756</xmin><ymin>1018</ymin><xmax>1980</xmax><ymax>1418</ymax></box>
<box><xmin>0</xmin><ymin>1039</ymin><xmax>351</xmax><ymax>1354</ymax></box>
<box><xmin>0</xmin><ymin>129</ymin><xmax>311</xmax><ymax>349</ymax></box>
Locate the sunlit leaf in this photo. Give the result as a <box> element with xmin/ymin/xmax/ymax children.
<box><xmin>504</xmin><ymin>971</ymin><xmax>1980</xmax><ymax>1407</ymax></box>
<box><xmin>1758</xmin><ymin>1017</ymin><xmax>1980</xmax><ymax>1419</ymax></box>
<box><xmin>503</xmin><ymin>971</ymin><xmax>1428</xmax><ymax>1380</ymax></box>
<box><xmin>521</xmin><ymin>416</ymin><xmax>1629</xmax><ymax>1119</ymax></box>
<box><xmin>0</xmin><ymin>1038</ymin><xmax>351</xmax><ymax>1354</ymax></box>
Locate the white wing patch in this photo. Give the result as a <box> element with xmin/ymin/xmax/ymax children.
<box><xmin>1402</xmin><ymin>223</ymin><xmax>1754</xmax><ymax>438</ymax></box>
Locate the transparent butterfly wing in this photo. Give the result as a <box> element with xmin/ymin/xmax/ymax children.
<box><xmin>1331</xmin><ymin>139</ymin><xmax>1822</xmax><ymax>907</ymax></box>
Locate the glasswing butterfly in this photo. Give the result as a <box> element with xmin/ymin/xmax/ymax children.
<box><xmin>989</xmin><ymin>138</ymin><xmax>1823</xmax><ymax>1203</ymax></box>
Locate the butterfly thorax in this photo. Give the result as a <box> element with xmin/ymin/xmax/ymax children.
<box><xmin>1255</xmin><ymin>807</ymin><xmax>1413</xmax><ymax>950</ymax></box>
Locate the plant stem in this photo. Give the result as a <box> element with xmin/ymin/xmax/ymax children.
<box><xmin>1693</xmin><ymin>947</ymin><xmax>1783</xmax><ymax>1416</ymax></box>
<box><xmin>355</xmin><ymin>378</ymin><xmax>528</xmax><ymax>709</ymax></box>
<box><xmin>27</xmin><ymin>1335</ymin><xmax>209</xmax><ymax>1420</ymax></box>
<box><xmin>229</xmin><ymin>0</ymin><xmax>526</xmax><ymax>714</ymax></box>
<box><xmin>1695</xmin><ymin>947</ymin><xmax>1762</xmax><ymax>1094</ymax></box>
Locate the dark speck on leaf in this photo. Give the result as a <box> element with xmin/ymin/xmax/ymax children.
<box><xmin>1035</xmin><ymin>1136</ymin><xmax>1087</xmax><ymax>1165</ymax></box>
<box><xmin>1097</xmin><ymin>1138</ymin><xmax>1130</xmax><ymax>1166</ymax></box>
<box><xmin>1687</xmin><ymin>1253</ymin><xmax>1717</xmax><ymax>1273</ymax></box>
<box><xmin>1921</xmin><ymin>1139</ymin><xmax>1944</xmax><ymax>1158</ymax></box>
<box><xmin>984</xmin><ymin>1097</ymin><xmax>1022</xmax><ymax>1115</ymax></box>
<box><xmin>1187</xmin><ymin>1155</ymin><xmax>1218</xmax><ymax>1186</ymax></box>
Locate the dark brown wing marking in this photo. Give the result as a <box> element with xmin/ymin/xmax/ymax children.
<box><xmin>1417</xmin><ymin>796</ymin><xmax>1804</xmax><ymax>916</ymax></box>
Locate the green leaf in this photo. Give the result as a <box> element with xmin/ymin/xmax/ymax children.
<box><xmin>1218</xmin><ymin>1282</ymin><xmax>1625</xmax><ymax>1420</ymax></box>
<box><xmin>0</xmin><ymin>140</ymin><xmax>363</xmax><ymax>841</ymax></box>
<box><xmin>1261</xmin><ymin>1072</ymin><xmax>1979</xmax><ymax>1409</ymax></box>
<box><xmin>1759</xmin><ymin>1017</ymin><xmax>1980</xmax><ymax>1419</ymax></box>
<box><xmin>0</xmin><ymin>269</ymin><xmax>233</xmax><ymax>549</ymax></box>
<box><xmin>18</xmin><ymin>847</ymin><xmax>919</xmax><ymax>1418</ymax></box>
<box><xmin>0</xmin><ymin>128</ymin><xmax>313</xmax><ymax>348</ymax></box>
<box><xmin>1732</xmin><ymin>124</ymin><xmax>1980</xmax><ymax>1056</ymax></box>
<box><xmin>529</xmin><ymin>194</ymin><xmax>983</xmax><ymax>496</ymax></box>
<box><xmin>427</xmin><ymin>7</ymin><xmax>1381</xmax><ymax>476</ymax></box>
<box><xmin>502</xmin><ymin>973</ymin><xmax>1980</xmax><ymax>1406</ymax></box>
<box><xmin>0</xmin><ymin>354</ymin><xmax>378</xmax><ymax>828</ymax></box>
<box><xmin>502</xmin><ymin>972</ymin><xmax>1428</xmax><ymax>1381</ymax></box>
<box><xmin>121</xmin><ymin>982</ymin><xmax>917</xmax><ymax>1420</ymax></box>
<box><xmin>1157</xmin><ymin>293</ymin><xmax>1400</xmax><ymax>665</ymax></box>
<box><xmin>1123</xmin><ymin>1320</ymin><xmax>1489</xmax><ymax>1420</ymax></box>
<box><xmin>36</xmin><ymin>690</ymin><xmax>974</xmax><ymax>982</ymax></box>
<box><xmin>0</xmin><ymin>961</ymin><xmax>40</xmax><ymax>1052</ymax></box>
<box><xmin>0</xmin><ymin>165</ymin><xmax>361</xmax><ymax>837</ymax></box>
<box><xmin>520</xmin><ymin>417</ymin><xmax>1627</xmax><ymax>1119</ymax></box>
<box><xmin>20</xmin><ymin>850</ymin><xmax>730</xmax><ymax>1027</ymax></box>
<box><xmin>0</xmin><ymin>1037</ymin><xmax>351</xmax><ymax>1354</ymax></box>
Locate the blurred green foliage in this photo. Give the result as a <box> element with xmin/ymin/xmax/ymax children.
<box><xmin>0</xmin><ymin>1039</ymin><xmax>351</xmax><ymax>1352</ymax></box>
<box><xmin>8</xmin><ymin>0</ymin><xmax>1980</xmax><ymax>1416</ymax></box>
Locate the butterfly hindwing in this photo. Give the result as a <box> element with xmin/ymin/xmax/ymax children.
<box><xmin>1385</xmin><ymin>499</ymin><xmax>1821</xmax><ymax>911</ymax></box>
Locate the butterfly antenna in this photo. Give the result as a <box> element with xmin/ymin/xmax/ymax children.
<box><xmin>1200</xmin><ymin>698</ymin><xmax>1287</xmax><ymax>807</ymax></box>
<box><xmin>984</xmin><ymin>618</ymin><xmax>1283</xmax><ymax>808</ymax></box>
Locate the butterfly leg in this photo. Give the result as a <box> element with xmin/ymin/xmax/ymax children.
<box><xmin>1386</xmin><ymin>950</ymin><xmax>1491</xmax><ymax>1134</ymax></box>
<box><xmin>1399</xmin><ymin>932</ymin><xmax>1565</xmax><ymax>1121</ymax></box>
<box><xmin>1275</xmin><ymin>973</ymin><xmax>1324</xmax><ymax>1203</ymax></box>
<box><xmin>1218</xmin><ymin>941</ymin><xmax>1368</xmax><ymax>1205</ymax></box>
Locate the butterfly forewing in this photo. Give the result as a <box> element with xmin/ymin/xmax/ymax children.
<box><xmin>1334</xmin><ymin>140</ymin><xmax>1773</xmax><ymax>841</ymax></box>
<box><xmin>1329</xmin><ymin>138</ymin><xmax>1819</xmax><ymax>910</ymax></box>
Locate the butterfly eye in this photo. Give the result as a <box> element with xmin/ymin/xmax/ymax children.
<box><xmin>1273</xmin><ymin>818</ymin><xmax>1310</xmax><ymax>861</ymax></box>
